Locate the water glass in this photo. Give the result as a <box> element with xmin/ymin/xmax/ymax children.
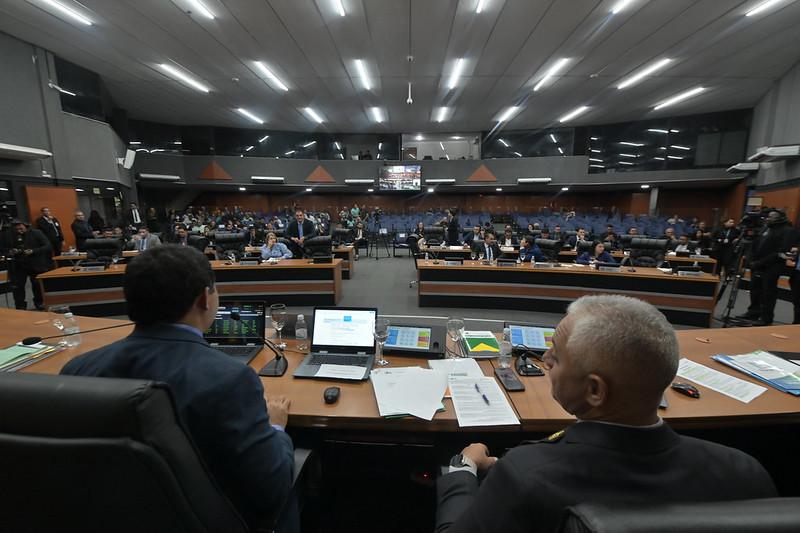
<box><xmin>270</xmin><ymin>303</ymin><xmax>287</xmax><ymax>349</ymax></box>
<box><xmin>498</xmin><ymin>340</ymin><xmax>513</xmax><ymax>369</ymax></box>
<box><xmin>446</xmin><ymin>317</ymin><xmax>464</xmax><ymax>358</ymax></box>
<box><xmin>48</xmin><ymin>305</ymin><xmax>71</xmax><ymax>346</ymax></box>
<box><xmin>374</xmin><ymin>318</ymin><xmax>390</xmax><ymax>366</ymax></box>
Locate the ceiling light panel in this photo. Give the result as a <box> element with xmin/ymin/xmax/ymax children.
<box><xmin>185</xmin><ymin>0</ymin><xmax>214</xmax><ymax>19</ymax></box>
<box><xmin>447</xmin><ymin>58</ymin><xmax>465</xmax><ymax>90</ymax></box>
<box><xmin>253</xmin><ymin>61</ymin><xmax>289</xmax><ymax>92</ymax></box>
<box><xmin>654</xmin><ymin>87</ymin><xmax>706</xmax><ymax>110</ymax></box>
<box><xmin>158</xmin><ymin>63</ymin><xmax>210</xmax><ymax>93</ymax></box>
<box><xmin>370</xmin><ymin>107</ymin><xmax>385</xmax><ymax>123</ymax></box>
<box><xmin>332</xmin><ymin>0</ymin><xmax>345</xmax><ymax>16</ymax></box>
<box><xmin>303</xmin><ymin>107</ymin><xmax>324</xmax><ymax>123</ymax></box>
<box><xmin>617</xmin><ymin>58</ymin><xmax>672</xmax><ymax>90</ymax></box>
<box><xmin>354</xmin><ymin>59</ymin><xmax>372</xmax><ymax>91</ymax></box>
<box><xmin>435</xmin><ymin>107</ymin><xmax>449</xmax><ymax>123</ymax></box>
<box><xmin>533</xmin><ymin>58</ymin><xmax>570</xmax><ymax>92</ymax></box>
<box><xmin>33</xmin><ymin>0</ymin><xmax>93</xmax><ymax>26</ymax></box>
<box><xmin>559</xmin><ymin>106</ymin><xmax>589</xmax><ymax>123</ymax></box>
<box><xmin>236</xmin><ymin>108</ymin><xmax>264</xmax><ymax>124</ymax></box>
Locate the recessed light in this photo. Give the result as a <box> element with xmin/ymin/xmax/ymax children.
<box><xmin>354</xmin><ymin>59</ymin><xmax>372</xmax><ymax>90</ymax></box>
<box><xmin>370</xmin><ymin>107</ymin><xmax>385</xmax><ymax>123</ymax></box>
<box><xmin>303</xmin><ymin>107</ymin><xmax>324</xmax><ymax>123</ymax></box>
<box><xmin>427</xmin><ymin>187</ymin><xmax>435</xmax><ymax>193</ymax></box>
<box><xmin>36</xmin><ymin>0</ymin><xmax>93</xmax><ymax>25</ymax></box>
<box><xmin>534</xmin><ymin>58</ymin><xmax>570</xmax><ymax>91</ymax></box>
<box><xmin>332</xmin><ymin>0</ymin><xmax>345</xmax><ymax>16</ymax></box>
<box><xmin>617</xmin><ymin>58</ymin><xmax>672</xmax><ymax>90</ymax></box>
<box><xmin>158</xmin><ymin>63</ymin><xmax>211</xmax><ymax>93</ymax></box>
<box><xmin>253</xmin><ymin>61</ymin><xmax>289</xmax><ymax>92</ymax></box>
<box><xmin>671</xmin><ymin>145</ymin><xmax>691</xmax><ymax>151</ymax></box>
<box><xmin>558</xmin><ymin>105</ymin><xmax>589</xmax><ymax>123</ymax></box>
<box><xmin>415</xmin><ymin>134</ymin><xmax>424</xmax><ymax>141</ymax></box>
<box><xmin>654</xmin><ymin>87</ymin><xmax>706</xmax><ymax>110</ymax></box>
<box><xmin>497</xmin><ymin>106</ymin><xmax>520</xmax><ymax>123</ymax></box>
<box><xmin>306</xmin><ymin>187</ymin><xmax>313</xmax><ymax>192</ymax></box>
<box><xmin>238</xmin><ymin>186</ymin><xmax>247</xmax><ymax>191</ymax></box>
<box><xmin>447</xmin><ymin>58</ymin><xmax>465</xmax><ymax>90</ymax></box>
<box><xmin>186</xmin><ymin>0</ymin><xmax>214</xmax><ymax>19</ymax></box>
<box><xmin>640</xmin><ymin>184</ymin><xmax>650</xmax><ymax>189</ymax></box>
<box><xmin>303</xmin><ymin>140</ymin><xmax>317</xmax><ymax>148</ymax></box>
<box><xmin>236</xmin><ymin>108</ymin><xmax>264</xmax><ymax>124</ymax></box>
<box><xmin>258</xmin><ymin>135</ymin><xmax>270</xmax><ymax>143</ymax></box>
<box><xmin>476</xmin><ymin>0</ymin><xmax>487</xmax><ymax>13</ymax></box>
<box><xmin>495</xmin><ymin>187</ymin><xmax>503</xmax><ymax>192</ymax></box>
<box><xmin>610</xmin><ymin>0</ymin><xmax>635</xmax><ymax>14</ymax></box>
<box><xmin>435</xmin><ymin>107</ymin><xmax>449</xmax><ymax>123</ymax></box>
<box><xmin>561</xmin><ymin>187</ymin><xmax>569</xmax><ymax>191</ymax></box>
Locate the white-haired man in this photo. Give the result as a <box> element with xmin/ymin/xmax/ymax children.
<box><xmin>436</xmin><ymin>295</ymin><xmax>776</xmax><ymax>533</ymax></box>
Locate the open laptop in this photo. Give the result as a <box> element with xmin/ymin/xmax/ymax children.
<box><xmin>204</xmin><ymin>301</ymin><xmax>266</xmax><ymax>365</ymax></box>
<box><xmin>293</xmin><ymin>307</ymin><xmax>377</xmax><ymax>380</ymax></box>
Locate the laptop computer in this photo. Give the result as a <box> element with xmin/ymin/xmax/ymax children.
<box><xmin>204</xmin><ymin>301</ymin><xmax>266</xmax><ymax>365</ymax></box>
<box><xmin>293</xmin><ymin>307</ymin><xmax>377</xmax><ymax>380</ymax></box>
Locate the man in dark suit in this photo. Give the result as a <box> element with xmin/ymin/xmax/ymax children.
<box><xmin>436</xmin><ymin>294</ymin><xmax>776</xmax><ymax>533</ymax></box>
<box><xmin>712</xmin><ymin>218</ymin><xmax>740</xmax><ymax>277</ymax></box>
<box><xmin>285</xmin><ymin>208</ymin><xmax>316</xmax><ymax>258</ymax></box>
<box><xmin>566</xmin><ymin>227</ymin><xmax>589</xmax><ymax>249</ymax></box>
<box><xmin>35</xmin><ymin>206</ymin><xmax>64</xmax><ymax>255</ymax></box>
<box><xmin>61</xmin><ymin>246</ymin><xmax>295</xmax><ymax>530</ymax></box>
<box><xmin>518</xmin><ymin>236</ymin><xmax>546</xmax><ymax>262</ymax></box>
<box><xmin>473</xmin><ymin>232</ymin><xmax>501</xmax><ymax>262</ymax></box>
<box><xmin>125</xmin><ymin>226</ymin><xmax>162</xmax><ymax>252</ymax></box>
<box><xmin>463</xmin><ymin>225</ymin><xmax>483</xmax><ymax>248</ymax></box>
<box><xmin>70</xmin><ymin>210</ymin><xmax>95</xmax><ymax>252</ymax></box>
<box><xmin>126</xmin><ymin>202</ymin><xmax>143</xmax><ymax>228</ymax></box>
<box><xmin>1</xmin><ymin>220</ymin><xmax>52</xmax><ymax>310</ymax></box>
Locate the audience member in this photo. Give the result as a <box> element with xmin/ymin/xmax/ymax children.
<box><xmin>285</xmin><ymin>208</ymin><xmax>316</xmax><ymax>258</ymax></box>
<box><xmin>126</xmin><ymin>226</ymin><xmax>162</xmax><ymax>252</ymax></box>
<box><xmin>518</xmin><ymin>236</ymin><xmax>546</xmax><ymax>262</ymax></box>
<box><xmin>673</xmin><ymin>234</ymin><xmax>696</xmax><ymax>254</ymax></box>
<box><xmin>71</xmin><ymin>210</ymin><xmax>96</xmax><ymax>252</ymax></box>
<box><xmin>576</xmin><ymin>242</ymin><xmax>614</xmax><ymax>264</ymax></box>
<box><xmin>1</xmin><ymin>220</ymin><xmax>52</xmax><ymax>310</ymax></box>
<box><xmin>261</xmin><ymin>232</ymin><xmax>292</xmax><ymax>259</ymax></box>
<box><xmin>35</xmin><ymin>206</ymin><xmax>64</xmax><ymax>255</ymax></box>
<box><xmin>566</xmin><ymin>228</ymin><xmax>589</xmax><ymax>249</ymax></box>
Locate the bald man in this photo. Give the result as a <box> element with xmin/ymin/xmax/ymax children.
<box><xmin>436</xmin><ymin>295</ymin><xmax>776</xmax><ymax>533</ymax></box>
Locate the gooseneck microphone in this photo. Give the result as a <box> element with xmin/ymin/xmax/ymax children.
<box><xmin>21</xmin><ymin>322</ymin><xmax>135</xmax><ymax>346</ymax></box>
<box><xmin>229</xmin><ymin>311</ymin><xmax>287</xmax><ymax>377</ymax></box>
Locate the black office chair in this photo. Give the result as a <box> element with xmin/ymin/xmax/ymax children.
<box><xmin>533</xmin><ymin>238</ymin><xmax>563</xmax><ymax>261</ymax></box>
<box><xmin>617</xmin><ymin>234</ymin><xmax>635</xmax><ymax>251</ymax></box>
<box><xmin>304</xmin><ymin>235</ymin><xmax>332</xmax><ymax>258</ymax></box>
<box><xmin>557</xmin><ymin>499</ymin><xmax>800</xmax><ymax>533</ymax></box>
<box><xmin>576</xmin><ymin>240</ymin><xmax>595</xmax><ymax>257</ymax></box>
<box><xmin>331</xmin><ymin>228</ymin><xmax>353</xmax><ymax>247</ymax></box>
<box><xmin>84</xmin><ymin>237</ymin><xmax>123</xmax><ymax>261</ymax></box>
<box><xmin>209</xmin><ymin>232</ymin><xmax>246</xmax><ymax>259</ymax></box>
<box><xmin>423</xmin><ymin>226</ymin><xmax>445</xmax><ymax>247</ymax></box>
<box><xmin>0</xmin><ymin>372</ymin><xmax>248</xmax><ymax>532</ymax></box>
<box><xmin>187</xmin><ymin>234</ymin><xmax>208</xmax><ymax>252</ymax></box>
<box><xmin>629</xmin><ymin>237</ymin><xmax>669</xmax><ymax>267</ymax></box>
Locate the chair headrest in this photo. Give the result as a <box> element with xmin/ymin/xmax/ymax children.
<box><xmin>208</xmin><ymin>232</ymin><xmax>245</xmax><ymax>243</ymax></box>
<box><xmin>424</xmin><ymin>225</ymin><xmax>445</xmax><ymax>235</ymax></box>
<box><xmin>534</xmin><ymin>238</ymin><xmax>564</xmax><ymax>251</ymax></box>
<box><xmin>84</xmin><ymin>238</ymin><xmax>122</xmax><ymax>250</ymax></box>
<box><xmin>631</xmin><ymin>237</ymin><xmax>669</xmax><ymax>251</ymax></box>
<box><xmin>305</xmin><ymin>235</ymin><xmax>332</xmax><ymax>248</ymax></box>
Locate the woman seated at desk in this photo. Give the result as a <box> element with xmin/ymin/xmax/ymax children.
<box><xmin>260</xmin><ymin>232</ymin><xmax>292</xmax><ymax>259</ymax></box>
<box><xmin>576</xmin><ymin>242</ymin><xmax>615</xmax><ymax>265</ymax></box>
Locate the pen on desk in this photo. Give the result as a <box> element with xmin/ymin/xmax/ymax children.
<box><xmin>474</xmin><ymin>382</ymin><xmax>491</xmax><ymax>405</ymax></box>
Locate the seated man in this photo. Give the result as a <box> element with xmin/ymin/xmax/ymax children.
<box><xmin>627</xmin><ymin>227</ymin><xmax>639</xmax><ymax>236</ymax></box>
<box><xmin>661</xmin><ymin>227</ymin><xmax>677</xmax><ymax>247</ymax></box>
<box><xmin>518</xmin><ymin>236</ymin><xmax>546</xmax><ymax>263</ymax></box>
<box><xmin>500</xmin><ymin>229</ymin><xmax>518</xmax><ymax>247</ymax></box>
<box><xmin>61</xmin><ymin>246</ymin><xmax>295</xmax><ymax>530</ymax></box>
<box><xmin>673</xmin><ymin>234</ymin><xmax>696</xmax><ymax>254</ymax></box>
<box><xmin>463</xmin><ymin>225</ymin><xmax>483</xmax><ymax>247</ymax></box>
<box><xmin>601</xmin><ymin>224</ymin><xmax>616</xmax><ymax>243</ymax></box>
<box><xmin>576</xmin><ymin>241</ymin><xmax>615</xmax><ymax>264</ymax></box>
<box><xmin>566</xmin><ymin>227</ymin><xmax>589</xmax><ymax>249</ymax></box>
<box><xmin>285</xmin><ymin>208</ymin><xmax>316</xmax><ymax>258</ymax></box>
<box><xmin>551</xmin><ymin>225</ymin><xmax>563</xmax><ymax>241</ymax></box>
<box><xmin>260</xmin><ymin>232</ymin><xmax>293</xmax><ymax>259</ymax></box>
<box><xmin>472</xmin><ymin>233</ymin><xmax>501</xmax><ymax>262</ymax></box>
<box><xmin>126</xmin><ymin>225</ymin><xmax>161</xmax><ymax>252</ymax></box>
<box><xmin>436</xmin><ymin>295</ymin><xmax>776</xmax><ymax>533</ymax></box>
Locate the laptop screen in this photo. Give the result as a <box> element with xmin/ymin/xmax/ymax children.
<box><xmin>205</xmin><ymin>301</ymin><xmax>266</xmax><ymax>344</ymax></box>
<box><xmin>311</xmin><ymin>308</ymin><xmax>377</xmax><ymax>353</ymax></box>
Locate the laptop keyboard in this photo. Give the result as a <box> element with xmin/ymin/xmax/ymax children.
<box><xmin>309</xmin><ymin>354</ymin><xmax>369</xmax><ymax>367</ymax></box>
<box><xmin>217</xmin><ymin>346</ymin><xmax>258</xmax><ymax>356</ymax></box>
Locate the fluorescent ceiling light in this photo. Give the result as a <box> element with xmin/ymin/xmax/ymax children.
<box><xmin>236</xmin><ymin>108</ymin><xmax>264</xmax><ymax>124</ymax></box>
<box><xmin>590</xmin><ymin>137</ymin><xmax>599</xmax><ymax>140</ymax></box>
<box><xmin>253</xmin><ymin>61</ymin><xmax>289</xmax><ymax>92</ymax></box>
<box><xmin>559</xmin><ymin>106</ymin><xmax>589</xmax><ymax>123</ymax></box>
<box><xmin>426</xmin><ymin>179</ymin><xmax>456</xmax><ymax>183</ymax></box>
<box><xmin>659</xmin><ymin>146</ymin><xmax>667</xmax><ymax>150</ymax></box>
<box><xmin>445</xmin><ymin>154</ymin><xmax>450</xmax><ymax>160</ymax></box>
<box><xmin>439</xmin><ymin>141</ymin><xmax>445</xmax><ymax>150</ymax></box>
<box><xmin>238</xmin><ymin>187</ymin><xmax>247</xmax><ymax>191</ymax></box>
<box><xmin>186</xmin><ymin>0</ymin><xmax>214</xmax><ymax>19</ymax></box>
<box><xmin>173</xmin><ymin>141</ymin><xmax>182</xmax><ymax>144</ymax></box>
<box><xmin>746</xmin><ymin>0</ymin><xmax>788</xmax><ymax>17</ymax></box>
<box><xmin>370</xmin><ymin>107</ymin><xmax>384</xmax><ymax>123</ymax></box>
<box><xmin>367</xmin><ymin>188</ymin><xmax>374</xmax><ymax>192</ymax></box>
<box><xmin>513</xmin><ymin>151</ymin><xmax>523</xmax><ymax>157</ymax></box>
<box><xmin>36</xmin><ymin>0</ymin><xmax>92</xmax><ymax>25</ymax></box>
<box><xmin>435</xmin><ymin>106</ymin><xmax>449</xmax><ymax>123</ymax></box>
<box><xmin>332</xmin><ymin>0</ymin><xmax>345</xmax><ymax>16</ymax></box>
<box><xmin>415</xmin><ymin>134</ymin><xmax>424</xmax><ymax>141</ymax></box>
<box><xmin>354</xmin><ymin>59</ymin><xmax>371</xmax><ymax>90</ymax></box>
<box><xmin>258</xmin><ymin>135</ymin><xmax>270</xmax><ymax>143</ymax></box>
<box><xmin>589</xmin><ymin>158</ymin><xmax>603</xmax><ymax>162</ymax></box>
<box><xmin>557</xmin><ymin>147</ymin><xmax>564</xmax><ymax>155</ymax></box>
<box><xmin>245</xmin><ymin>145</ymin><xmax>255</xmax><ymax>152</ymax></box>
<box><xmin>285</xmin><ymin>150</ymin><xmax>295</xmax><ymax>155</ymax></box>
<box><xmin>619</xmin><ymin>142</ymin><xmax>644</xmax><ymax>146</ymax></box>
<box><xmin>671</xmin><ymin>145</ymin><xmax>691</xmax><ymax>151</ymax></box>
<box><xmin>447</xmin><ymin>58</ymin><xmax>466</xmax><ymax>90</ymax></box>
<box><xmin>303</xmin><ymin>107</ymin><xmax>324</xmax><ymax>123</ymax></box>
<box><xmin>670</xmin><ymin>129</ymin><xmax>680</xmax><ymax>133</ymax></box>
<box><xmin>345</xmin><ymin>179</ymin><xmax>375</xmax><ymax>184</ymax></box>
<box><xmin>158</xmin><ymin>63</ymin><xmax>210</xmax><ymax>93</ymax></box>
<box><xmin>135</xmin><ymin>148</ymin><xmax>149</xmax><ymax>153</ymax></box>
<box><xmin>451</xmin><ymin>136</ymin><xmax>463</xmax><ymax>140</ymax></box>
<box><xmin>533</xmin><ymin>58</ymin><xmax>570</xmax><ymax>92</ymax></box>
<box><xmin>378</xmin><ymin>142</ymin><xmax>382</xmax><ymax>149</ymax></box>
<box><xmin>105</xmin><ymin>187</ymin><xmax>115</xmax><ymax>191</ymax></box>
<box><xmin>74</xmin><ymin>188</ymin><xmax>83</xmax><ymax>192</ymax></box>
<box><xmin>129</xmin><ymin>141</ymin><xmax>141</xmax><ymax>145</ymax></box>
<box><xmin>305</xmin><ymin>188</ymin><xmax>313</xmax><ymax>192</ymax></box>
<box><xmin>668</xmin><ymin>155</ymin><xmax>684</xmax><ymax>160</ymax></box>
<box><xmin>496</xmin><ymin>188</ymin><xmax>503</xmax><ymax>192</ymax></box>
<box><xmin>497</xmin><ymin>106</ymin><xmax>520</xmax><ymax>123</ymax></box>
<box><xmin>611</xmin><ymin>0</ymin><xmax>635</xmax><ymax>14</ymax></box>
<box><xmin>589</xmin><ymin>165</ymin><xmax>605</xmax><ymax>169</ymax></box>
<box><xmin>517</xmin><ymin>178</ymin><xmax>552</xmax><ymax>183</ymax></box>
<box><xmin>617</xmin><ymin>58</ymin><xmax>672</xmax><ymax>89</ymax></box>
<box><xmin>303</xmin><ymin>140</ymin><xmax>317</xmax><ymax>148</ymax></box>
<box><xmin>561</xmin><ymin>187</ymin><xmax>569</xmax><ymax>191</ymax></box>
<box><xmin>619</xmin><ymin>153</ymin><xmax>638</xmax><ymax>158</ymax></box>
<box><xmin>654</xmin><ymin>157</ymin><xmax>665</xmax><ymax>161</ymax></box>
<box><xmin>549</xmin><ymin>134</ymin><xmax>558</xmax><ymax>143</ymax></box>
<box><xmin>427</xmin><ymin>187</ymin><xmax>435</xmax><ymax>193</ymax></box>
<box><xmin>251</xmin><ymin>176</ymin><xmax>285</xmax><ymax>182</ymax></box>
<box><xmin>338</xmin><ymin>153</ymin><xmax>345</xmax><ymax>159</ymax></box>
<box><xmin>619</xmin><ymin>161</ymin><xmax>634</xmax><ymax>165</ymax></box>
<box><xmin>334</xmin><ymin>141</ymin><xmax>341</xmax><ymax>150</ymax></box>
<box><xmin>641</xmin><ymin>184</ymin><xmax>650</xmax><ymax>189</ymax></box>
<box><xmin>647</xmin><ymin>129</ymin><xmax>669</xmax><ymax>134</ymax></box>
<box><xmin>654</xmin><ymin>87</ymin><xmax>706</xmax><ymax>110</ymax></box>
<box><xmin>498</xmin><ymin>138</ymin><xmax>509</xmax><ymax>147</ymax></box>
<box><xmin>476</xmin><ymin>0</ymin><xmax>487</xmax><ymax>13</ymax></box>
<box><xmin>139</xmin><ymin>173</ymin><xmax>183</xmax><ymax>181</ymax></box>
<box><xmin>590</xmin><ymin>149</ymin><xmax>602</xmax><ymax>153</ymax></box>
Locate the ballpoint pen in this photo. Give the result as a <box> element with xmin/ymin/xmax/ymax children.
<box><xmin>474</xmin><ymin>382</ymin><xmax>491</xmax><ymax>405</ymax></box>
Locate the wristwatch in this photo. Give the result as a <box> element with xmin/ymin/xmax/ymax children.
<box><xmin>448</xmin><ymin>453</ymin><xmax>478</xmax><ymax>476</ymax></box>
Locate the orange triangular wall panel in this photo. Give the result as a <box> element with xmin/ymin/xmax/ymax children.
<box><xmin>198</xmin><ymin>161</ymin><xmax>233</xmax><ymax>180</ymax></box>
<box><xmin>305</xmin><ymin>165</ymin><xmax>336</xmax><ymax>183</ymax></box>
<box><xmin>466</xmin><ymin>164</ymin><xmax>497</xmax><ymax>182</ymax></box>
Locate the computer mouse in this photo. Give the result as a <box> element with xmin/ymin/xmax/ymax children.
<box><xmin>671</xmin><ymin>382</ymin><xmax>700</xmax><ymax>398</ymax></box>
<box><xmin>323</xmin><ymin>386</ymin><xmax>340</xmax><ymax>404</ymax></box>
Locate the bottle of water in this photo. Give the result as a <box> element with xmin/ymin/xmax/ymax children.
<box><xmin>62</xmin><ymin>312</ymin><xmax>82</xmax><ymax>347</ymax></box>
<box><xmin>295</xmin><ymin>314</ymin><xmax>308</xmax><ymax>350</ymax></box>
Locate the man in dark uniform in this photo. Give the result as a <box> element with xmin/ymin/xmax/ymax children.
<box><xmin>712</xmin><ymin>218</ymin><xmax>740</xmax><ymax>278</ymax></box>
<box><xmin>70</xmin><ymin>210</ymin><xmax>95</xmax><ymax>252</ymax></box>
<box><xmin>285</xmin><ymin>207</ymin><xmax>316</xmax><ymax>258</ymax></box>
<box><xmin>443</xmin><ymin>208</ymin><xmax>460</xmax><ymax>246</ymax></box>
<box><xmin>1</xmin><ymin>220</ymin><xmax>52</xmax><ymax>310</ymax></box>
<box><xmin>35</xmin><ymin>206</ymin><xmax>64</xmax><ymax>255</ymax></box>
<box><xmin>436</xmin><ymin>295</ymin><xmax>776</xmax><ymax>533</ymax></box>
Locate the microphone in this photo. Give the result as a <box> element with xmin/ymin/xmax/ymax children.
<box><xmin>229</xmin><ymin>311</ymin><xmax>287</xmax><ymax>377</ymax></box>
<box><xmin>21</xmin><ymin>321</ymin><xmax>134</xmax><ymax>346</ymax></box>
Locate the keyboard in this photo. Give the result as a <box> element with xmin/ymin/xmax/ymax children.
<box><xmin>217</xmin><ymin>346</ymin><xmax>259</xmax><ymax>356</ymax></box>
<box><xmin>309</xmin><ymin>354</ymin><xmax>369</xmax><ymax>366</ymax></box>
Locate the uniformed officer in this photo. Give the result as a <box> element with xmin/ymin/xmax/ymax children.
<box><xmin>435</xmin><ymin>295</ymin><xmax>777</xmax><ymax>533</ymax></box>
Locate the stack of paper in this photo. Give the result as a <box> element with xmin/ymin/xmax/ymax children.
<box><xmin>429</xmin><ymin>358</ymin><xmax>484</xmax><ymax>398</ymax></box>
<box><xmin>371</xmin><ymin>367</ymin><xmax>449</xmax><ymax>420</ymax></box>
<box><xmin>0</xmin><ymin>343</ymin><xmax>61</xmax><ymax>372</ymax></box>
<box><xmin>449</xmin><ymin>376</ymin><xmax>520</xmax><ymax>427</ymax></box>
<box><xmin>676</xmin><ymin>358</ymin><xmax>766</xmax><ymax>403</ymax></box>
<box><xmin>712</xmin><ymin>351</ymin><xmax>800</xmax><ymax>396</ymax></box>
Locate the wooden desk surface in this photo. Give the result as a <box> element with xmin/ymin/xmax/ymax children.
<box><xmin>8</xmin><ymin>308</ymin><xmax>799</xmax><ymax>434</ymax></box>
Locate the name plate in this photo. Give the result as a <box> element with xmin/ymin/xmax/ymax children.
<box><xmin>444</xmin><ymin>260</ymin><xmax>462</xmax><ymax>266</ymax></box>
<box><xmin>533</xmin><ymin>262</ymin><xmax>554</xmax><ymax>268</ymax></box>
<box><xmin>678</xmin><ymin>270</ymin><xmax>703</xmax><ymax>277</ymax></box>
<box><xmin>690</xmin><ymin>254</ymin><xmax>710</xmax><ymax>259</ymax></box>
<box><xmin>239</xmin><ymin>259</ymin><xmax>261</xmax><ymax>266</ymax></box>
<box><xmin>598</xmin><ymin>265</ymin><xmax>622</xmax><ymax>273</ymax></box>
<box><xmin>75</xmin><ymin>265</ymin><xmax>106</xmax><ymax>272</ymax></box>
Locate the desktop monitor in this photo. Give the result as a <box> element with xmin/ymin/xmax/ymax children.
<box><xmin>378</xmin><ymin>165</ymin><xmax>421</xmax><ymax>191</ymax></box>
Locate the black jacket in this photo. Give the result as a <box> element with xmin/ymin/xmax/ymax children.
<box><xmin>472</xmin><ymin>241</ymin><xmax>501</xmax><ymax>261</ymax></box>
<box><xmin>285</xmin><ymin>219</ymin><xmax>316</xmax><ymax>241</ymax></box>
<box><xmin>71</xmin><ymin>219</ymin><xmax>94</xmax><ymax>251</ymax></box>
<box><xmin>2</xmin><ymin>228</ymin><xmax>53</xmax><ymax>273</ymax></box>
<box><xmin>61</xmin><ymin>324</ymin><xmax>294</xmax><ymax>529</ymax></box>
<box><xmin>751</xmin><ymin>223</ymin><xmax>796</xmax><ymax>271</ymax></box>
<box><xmin>436</xmin><ymin>421</ymin><xmax>776</xmax><ymax>533</ymax></box>
<box><xmin>36</xmin><ymin>216</ymin><xmax>64</xmax><ymax>254</ymax></box>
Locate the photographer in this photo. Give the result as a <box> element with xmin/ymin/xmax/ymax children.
<box><xmin>737</xmin><ymin>210</ymin><xmax>796</xmax><ymax>326</ymax></box>
<box><xmin>1</xmin><ymin>220</ymin><xmax>52</xmax><ymax>310</ymax></box>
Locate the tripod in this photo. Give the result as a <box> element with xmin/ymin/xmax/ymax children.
<box><xmin>715</xmin><ymin>237</ymin><xmax>752</xmax><ymax>327</ymax></box>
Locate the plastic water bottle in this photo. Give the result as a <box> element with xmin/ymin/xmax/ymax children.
<box><xmin>62</xmin><ymin>312</ymin><xmax>82</xmax><ymax>347</ymax></box>
<box><xmin>295</xmin><ymin>314</ymin><xmax>308</xmax><ymax>350</ymax></box>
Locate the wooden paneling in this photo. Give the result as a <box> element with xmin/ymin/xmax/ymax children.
<box><xmin>751</xmin><ymin>184</ymin><xmax>800</xmax><ymax>224</ymax></box>
<box><xmin>24</xmin><ymin>186</ymin><xmax>79</xmax><ymax>251</ymax></box>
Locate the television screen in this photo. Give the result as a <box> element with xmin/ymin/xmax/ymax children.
<box><xmin>379</xmin><ymin>165</ymin><xmax>421</xmax><ymax>191</ymax></box>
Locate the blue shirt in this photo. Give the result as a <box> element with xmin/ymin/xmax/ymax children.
<box><xmin>260</xmin><ymin>242</ymin><xmax>292</xmax><ymax>259</ymax></box>
<box><xmin>519</xmin><ymin>244</ymin><xmax>546</xmax><ymax>263</ymax></box>
<box><xmin>577</xmin><ymin>251</ymin><xmax>615</xmax><ymax>265</ymax></box>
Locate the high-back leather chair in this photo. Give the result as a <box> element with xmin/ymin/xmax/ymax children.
<box><xmin>629</xmin><ymin>237</ymin><xmax>669</xmax><ymax>267</ymax></box>
<box><xmin>0</xmin><ymin>372</ymin><xmax>248</xmax><ymax>533</ymax></box>
<box><xmin>533</xmin><ymin>238</ymin><xmax>563</xmax><ymax>261</ymax></box>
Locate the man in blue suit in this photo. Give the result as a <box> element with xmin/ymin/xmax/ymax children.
<box><xmin>518</xmin><ymin>236</ymin><xmax>547</xmax><ymax>263</ymax></box>
<box><xmin>61</xmin><ymin>245</ymin><xmax>294</xmax><ymax>530</ymax></box>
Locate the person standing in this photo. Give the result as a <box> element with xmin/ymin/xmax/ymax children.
<box><xmin>71</xmin><ymin>210</ymin><xmax>95</xmax><ymax>252</ymax></box>
<box><xmin>36</xmin><ymin>206</ymin><xmax>64</xmax><ymax>255</ymax></box>
<box><xmin>787</xmin><ymin>243</ymin><xmax>800</xmax><ymax>325</ymax></box>
<box><xmin>1</xmin><ymin>220</ymin><xmax>52</xmax><ymax>310</ymax></box>
<box><xmin>126</xmin><ymin>202</ymin><xmax>143</xmax><ymax>228</ymax></box>
<box><xmin>712</xmin><ymin>218</ymin><xmax>740</xmax><ymax>278</ymax></box>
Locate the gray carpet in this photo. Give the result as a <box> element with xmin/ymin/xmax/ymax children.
<box><xmin>3</xmin><ymin>255</ymin><xmax>795</xmax><ymax>331</ymax></box>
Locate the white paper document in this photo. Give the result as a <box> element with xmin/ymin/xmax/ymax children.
<box><xmin>449</xmin><ymin>376</ymin><xmax>520</xmax><ymax>427</ymax></box>
<box><xmin>371</xmin><ymin>367</ymin><xmax>449</xmax><ymax>420</ymax></box>
<box><xmin>676</xmin><ymin>358</ymin><xmax>767</xmax><ymax>403</ymax></box>
<box><xmin>315</xmin><ymin>364</ymin><xmax>366</xmax><ymax>380</ymax></box>
<box><xmin>428</xmin><ymin>358</ymin><xmax>484</xmax><ymax>378</ymax></box>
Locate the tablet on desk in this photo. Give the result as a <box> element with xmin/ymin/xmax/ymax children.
<box><xmin>382</xmin><ymin>325</ymin><xmax>446</xmax><ymax>358</ymax></box>
<box><xmin>507</xmin><ymin>324</ymin><xmax>555</xmax><ymax>355</ymax></box>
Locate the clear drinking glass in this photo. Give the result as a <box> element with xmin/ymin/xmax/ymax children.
<box><xmin>270</xmin><ymin>303</ymin><xmax>287</xmax><ymax>349</ymax></box>
<box><xmin>470</xmin><ymin>250</ymin><xmax>477</xmax><ymax>261</ymax></box>
<box><xmin>498</xmin><ymin>340</ymin><xmax>513</xmax><ymax>369</ymax></box>
<box><xmin>446</xmin><ymin>317</ymin><xmax>464</xmax><ymax>358</ymax></box>
<box><xmin>478</xmin><ymin>251</ymin><xmax>485</xmax><ymax>262</ymax></box>
<box><xmin>374</xmin><ymin>318</ymin><xmax>390</xmax><ymax>366</ymax></box>
<box><xmin>48</xmin><ymin>305</ymin><xmax>71</xmax><ymax>346</ymax></box>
